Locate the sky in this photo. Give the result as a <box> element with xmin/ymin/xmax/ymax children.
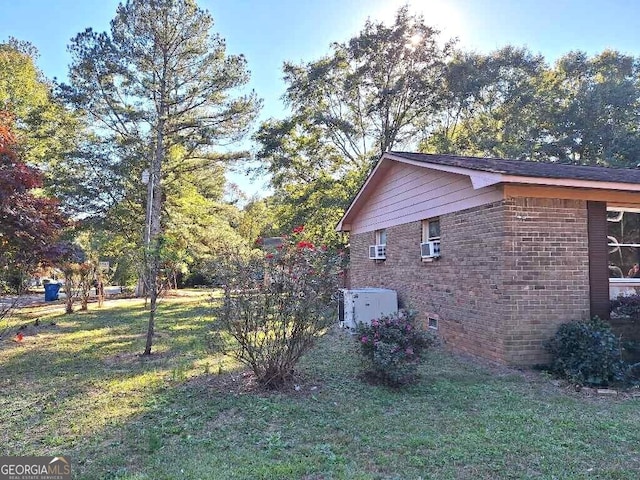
<box><xmin>2</xmin><ymin>0</ymin><xmax>640</xmax><ymax>197</ymax></box>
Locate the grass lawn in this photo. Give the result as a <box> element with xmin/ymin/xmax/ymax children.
<box><xmin>1</xmin><ymin>290</ymin><xmax>639</xmax><ymax>479</ymax></box>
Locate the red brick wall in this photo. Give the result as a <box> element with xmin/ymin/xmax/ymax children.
<box><xmin>501</xmin><ymin>197</ymin><xmax>590</xmax><ymax>364</ymax></box>
<box><xmin>348</xmin><ymin>197</ymin><xmax>591</xmax><ymax>366</ymax></box>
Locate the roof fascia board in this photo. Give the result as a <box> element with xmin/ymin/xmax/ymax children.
<box><xmin>499</xmin><ymin>174</ymin><xmax>640</xmax><ymax>192</ymax></box>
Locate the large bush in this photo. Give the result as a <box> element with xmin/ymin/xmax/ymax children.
<box><xmin>545</xmin><ymin>317</ymin><xmax>627</xmax><ymax>386</ymax></box>
<box><xmin>213</xmin><ymin>227</ymin><xmax>342</xmax><ymax>389</ymax></box>
<box><xmin>610</xmin><ymin>294</ymin><xmax>640</xmax><ymax>319</ymax></box>
<box><xmin>357</xmin><ymin>310</ymin><xmax>436</xmax><ymax>386</ymax></box>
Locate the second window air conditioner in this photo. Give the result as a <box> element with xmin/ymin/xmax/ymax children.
<box><xmin>368</xmin><ymin>244</ymin><xmax>386</xmax><ymax>260</ymax></box>
<box><xmin>420</xmin><ymin>240</ymin><xmax>441</xmax><ymax>258</ymax></box>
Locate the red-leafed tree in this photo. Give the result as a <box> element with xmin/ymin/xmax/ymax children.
<box><xmin>0</xmin><ymin>111</ymin><xmax>69</xmax><ymax>292</ymax></box>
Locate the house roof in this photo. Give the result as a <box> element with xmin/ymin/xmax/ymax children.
<box><xmin>336</xmin><ymin>151</ymin><xmax>640</xmax><ymax>232</ymax></box>
<box><xmin>390</xmin><ymin>152</ymin><xmax>640</xmax><ymax>185</ymax></box>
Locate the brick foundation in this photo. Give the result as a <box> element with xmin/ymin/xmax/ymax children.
<box><xmin>348</xmin><ymin>197</ymin><xmax>591</xmax><ymax>366</ymax></box>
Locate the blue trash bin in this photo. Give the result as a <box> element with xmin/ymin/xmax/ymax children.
<box><xmin>44</xmin><ymin>283</ymin><xmax>61</xmax><ymax>301</ymax></box>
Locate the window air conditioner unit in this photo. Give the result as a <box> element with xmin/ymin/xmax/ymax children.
<box><xmin>369</xmin><ymin>244</ymin><xmax>386</xmax><ymax>260</ymax></box>
<box><xmin>420</xmin><ymin>240</ymin><xmax>441</xmax><ymax>258</ymax></box>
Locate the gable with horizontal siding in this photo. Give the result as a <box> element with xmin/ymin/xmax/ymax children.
<box><xmin>350</xmin><ymin>161</ymin><xmax>503</xmax><ymax>234</ymax></box>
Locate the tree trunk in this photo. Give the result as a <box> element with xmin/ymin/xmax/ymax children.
<box><xmin>143</xmin><ymin>191</ymin><xmax>161</xmax><ymax>354</ymax></box>
<box><xmin>143</xmin><ymin>101</ymin><xmax>166</xmax><ymax>355</ymax></box>
<box><xmin>97</xmin><ymin>278</ymin><xmax>105</xmax><ymax>308</ymax></box>
<box><xmin>64</xmin><ymin>277</ymin><xmax>74</xmax><ymax>314</ymax></box>
<box><xmin>144</xmin><ymin>271</ymin><xmax>157</xmax><ymax>355</ymax></box>
<box><xmin>143</xmin><ymin>184</ymin><xmax>162</xmax><ymax>354</ymax></box>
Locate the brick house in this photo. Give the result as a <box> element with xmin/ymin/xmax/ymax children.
<box><xmin>337</xmin><ymin>152</ymin><xmax>640</xmax><ymax>366</ymax></box>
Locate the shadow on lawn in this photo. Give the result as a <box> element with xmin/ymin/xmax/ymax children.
<box><xmin>14</xmin><ymin>297</ymin><xmax>636</xmax><ymax>479</ymax></box>
<box><xmin>64</xmin><ymin>332</ymin><xmax>360</xmax><ymax>478</ymax></box>
<box><xmin>5</xmin><ymin>306</ymin><xmax>640</xmax><ymax>479</ymax></box>
<box><xmin>0</xmin><ymin>295</ymin><xmax>228</xmax><ymax>457</ymax></box>
<box><xmin>61</xmin><ymin>329</ymin><xmax>539</xmax><ymax>479</ymax></box>
<box><xmin>3</xmin><ymin>304</ymin><xmax>353</xmax><ymax>471</ymax></box>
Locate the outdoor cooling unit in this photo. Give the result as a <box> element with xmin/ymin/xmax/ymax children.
<box><xmin>420</xmin><ymin>240</ymin><xmax>441</xmax><ymax>259</ymax></box>
<box><xmin>368</xmin><ymin>244</ymin><xmax>386</xmax><ymax>260</ymax></box>
<box><xmin>339</xmin><ymin>288</ymin><xmax>398</xmax><ymax>332</ymax></box>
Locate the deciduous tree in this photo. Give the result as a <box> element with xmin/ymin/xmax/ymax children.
<box><xmin>0</xmin><ymin>112</ymin><xmax>68</xmax><ymax>292</ymax></box>
<box><xmin>281</xmin><ymin>6</ymin><xmax>453</xmax><ymax>167</ymax></box>
<box><xmin>256</xmin><ymin>6</ymin><xmax>452</xmax><ymax>245</ymax></box>
<box><xmin>421</xmin><ymin>47</ymin><xmax>546</xmax><ymax>159</ymax></box>
<box><xmin>421</xmin><ymin>48</ymin><xmax>640</xmax><ymax>167</ymax></box>
<box><xmin>0</xmin><ymin>39</ymin><xmax>81</xmax><ymax>194</ymax></box>
<box><xmin>541</xmin><ymin>50</ymin><xmax>640</xmax><ymax>166</ymax></box>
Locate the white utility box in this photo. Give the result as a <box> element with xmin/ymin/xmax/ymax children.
<box><xmin>339</xmin><ymin>288</ymin><xmax>398</xmax><ymax>332</ymax></box>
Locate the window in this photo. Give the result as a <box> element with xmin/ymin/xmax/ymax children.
<box><xmin>421</xmin><ymin>218</ymin><xmax>441</xmax><ymax>259</ymax></box>
<box><xmin>369</xmin><ymin>229</ymin><xmax>387</xmax><ymax>260</ymax></box>
<box><xmin>607</xmin><ymin>208</ymin><xmax>640</xmax><ymax>280</ymax></box>
<box><xmin>422</xmin><ymin>218</ymin><xmax>440</xmax><ymax>243</ymax></box>
<box><xmin>427</xmin><ymin>316</ymin><xmax>438</xmax><ymax>330</ymax></box>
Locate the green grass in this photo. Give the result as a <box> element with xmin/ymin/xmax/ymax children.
<box><xmin>1</xmin><ymin>291</ymin><xmax>640</xmax><ymax>479</ymax></box>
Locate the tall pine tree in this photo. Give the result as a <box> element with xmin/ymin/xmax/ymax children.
<box><xmin>63</xmin><ymin>0</ymin><xmax>260</xmax><ymax>354</ymax></box>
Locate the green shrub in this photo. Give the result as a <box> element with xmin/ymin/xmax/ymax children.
<box><xmin>622</xmin><ymin>340</ymin><xmax>640</xmax><ymax>365</ymax></box>
<box><xmin>610</xmin><ymin>294</ymin><xmax>640</xmax><ymax>319</ymax></box>
<box><xmin>357</xmin><ymin>310</ymin><xmax>436</xmax><ymax>386</ymax></box>
<box><xmin>545</xmin><ymin>317</ymin><xmax>627</xmax><ymax>386</ymax></box>
<box><xmin>213</xmin><ymin>226</ymin><xmax>343</xmax><ymax>389</ymax></box>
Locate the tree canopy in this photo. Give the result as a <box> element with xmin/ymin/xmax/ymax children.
<box><xmin>0</xmin><ymin>111</ymin><xmax>69</xmax><ymax>292</ymax></box>
<box><xmin>0</xmin><ymin>39</ymin><xmax>81</xmax><ymax>201</ymax></box>
<box><xmin>254</xmin><ymin>7</ymin><xmax>453</xmax><ymax>245</ymax></box>
<box><xmin>4</xmin><ymin>3</ymin><xmax>640</xmax><ymax>296</ymax></box>
<box><xmin>62</xmin><ymin>0</ymin><xmax>260</xmax><ymax>354</ymax></box>
<box><xmin>422</xmin><ymin>48</ymin><xmax>640</xmax><ymax>166</ymax></box>
<box><xmin>253</xmin><ymin>9</ymin><xmax>640</xmax><ymax>247</ymax></box>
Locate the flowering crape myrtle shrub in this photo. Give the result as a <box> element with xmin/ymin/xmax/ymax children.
<box><xmin>357</xmin><ymin>310</ymin><xmax>436</xmax><ymax>386</ymax></box>
<box><xmin>214</xmin><ymin>226</ymin><xmax>343</xmax><ymax>389</ymax></box>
